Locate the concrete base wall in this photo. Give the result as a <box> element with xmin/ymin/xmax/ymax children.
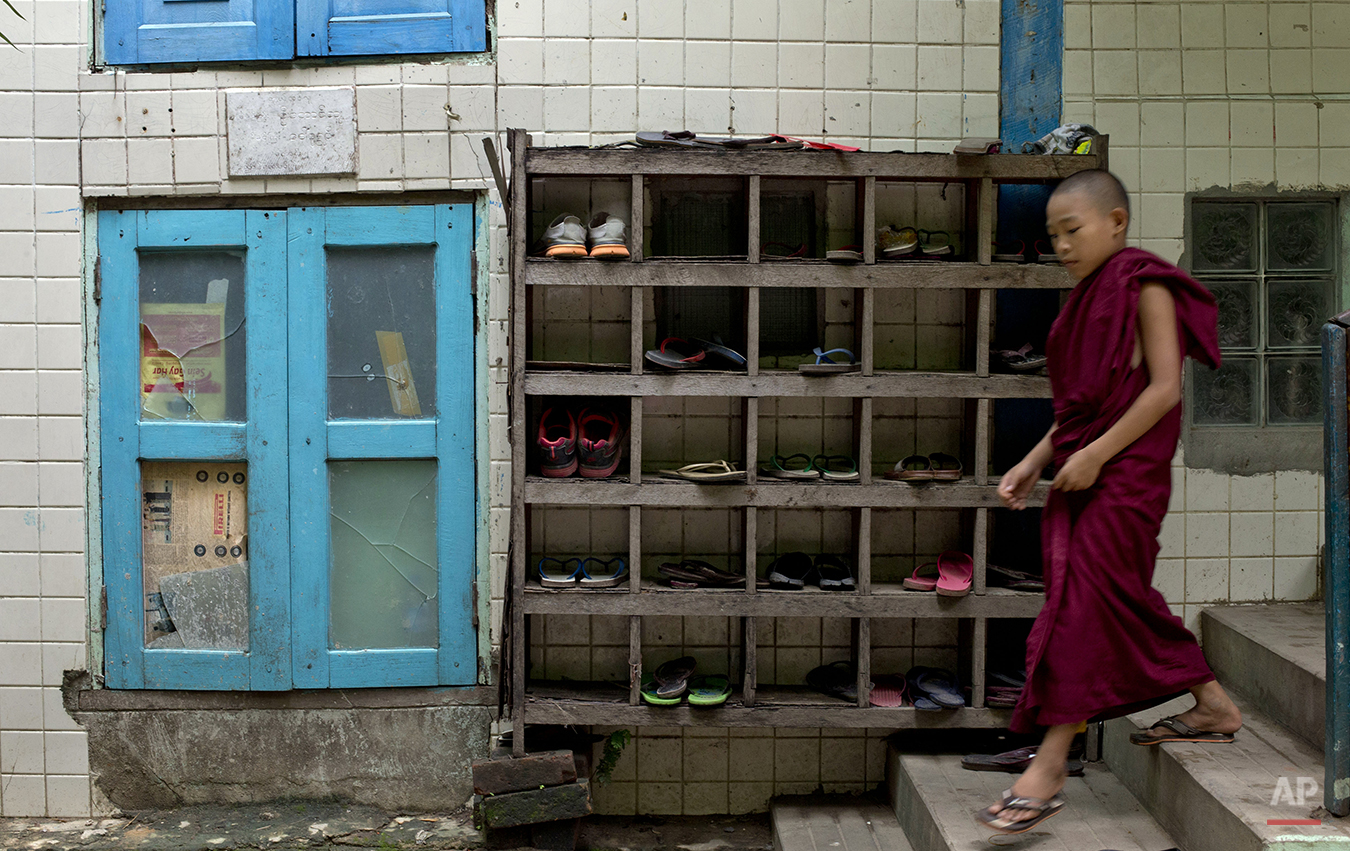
<box><xmin>73</xmin><ymin>704</ymin><xmax>492</xmax><ymax>812</ymax></box>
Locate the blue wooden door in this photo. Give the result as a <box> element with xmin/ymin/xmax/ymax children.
<box><xmin>99</xmin><ymin>209</ymin><xmax>291</xmax><ymax>689</ymax></box>
<box><xmin>287</xmin><ymin>205</ymin><xmax>478</xmax><ymax>688</ymax></box>
<box><xmin>294</xmin><ymin>0</ymin><xmax>485</xmax><ymax>56</ymax></box>
<box><xmin>104</xmin><ymin>0</ymin><xmax>294</xmax><ymax>63</ymax></box>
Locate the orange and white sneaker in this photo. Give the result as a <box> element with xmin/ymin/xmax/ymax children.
<box><xmin>541</xmin><ymin>214</ymin><xmax>588</xmax><ymax>258</ymax></box>
<box><xmin>587</xmin><ymin>212</ymin><xmax>630</xmax><ymax>259</ymax></box>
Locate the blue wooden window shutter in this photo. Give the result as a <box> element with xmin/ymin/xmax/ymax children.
<box><xmin>295</xmin><ymin>0</ymin><xmax>485</xmax><ymax>56</ymax></box>
<box><xmin>104</xmin><ymin>0</ymin><xmax>294</xmax><ymax>64</ymax></box>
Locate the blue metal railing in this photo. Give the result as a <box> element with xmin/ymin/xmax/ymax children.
<box><xmin>1322</xmin><ymin>313</ymin><xmax>1350</xmax><ymax>818</ymax></box>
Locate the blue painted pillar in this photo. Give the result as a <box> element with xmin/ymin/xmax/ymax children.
<box><xmin>989</xmin><ymin>0</ymin><xmax>1063</xmax><ymax>572</ymax></box>
<box><xmin>1322</xmin><ymin>318</ymin><xmax>1350</xmax><ymax>818</ymax></box>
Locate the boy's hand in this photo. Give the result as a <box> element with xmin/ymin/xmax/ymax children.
<box><xmin>998</xmin><ymin>462</ymin><xmax>1041</xmax><ymax>510</ymax></box>
<box><xmin>1052</xmin><ymin>449</ymin><xmax>1103</xmax><ymax>492</ymax></box>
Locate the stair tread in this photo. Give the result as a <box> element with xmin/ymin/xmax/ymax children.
<box><xmin>895</xmin><ymin>753</ymin><xmax>1175</xmax><ymax>851</ymax></box>
<box><xmin>771</xmin><ymin>796</ymin><xmax>913</xmax><ymax>851</ymax></box>
<box><xmin>1116</xmin><ymin>694</ymin><xmax>1350</xmax><ymax>845</ymax></box>
<box><xmin>1205</xmin><ymin>603</ymin><xmax>1325</xmax><ymax>682</ymax></box>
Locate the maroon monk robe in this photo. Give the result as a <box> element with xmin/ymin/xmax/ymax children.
<box><xmin>1010</xmin><ymin>247</ymin><xmax>1222</xmax><ymax>733</ymax></box>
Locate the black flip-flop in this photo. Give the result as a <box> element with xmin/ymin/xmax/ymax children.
<box><xmin>652</xmin><ymin>656</ymin><xmax>697</xmax><ymax>698</ymax></box>
<box><xmin>767</xmin><ymin>551</ymin><xmax>814</xmax><ymax>589</ymax></box>
<box><xmin>813</xmin><ymin>554</ymin><xmax>855</xmax><ymax>591</ymax></box>
<box><xmin>806</xmin><ymin>660</ymin><xmax>858</xmax><ymax>702</ymax></box>
<box><xmin>960</xmin><ymin>747</ymin><xmax>1085</xmax><ymax>777</ymax></box>
<box><xmin>1129</xmin><ymin>715</ymin><xmax>1236</xmax><ymax>746</ymax></box>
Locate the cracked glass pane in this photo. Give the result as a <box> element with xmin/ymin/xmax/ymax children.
<box><xmin>141</xmin><ymin>462</ymin><xmax>249</xmax><ymax>649</ymax></box>
<box><xmin>139</xmin><ymin>251</ymin><xmax>246</xmax><ymax>422</ymax></box>
<box><xmin>329</xmin><ymin>460</ymin><xmax>438</xmax><ymax>649</ymax></box>
<box><xmin>327</xmin><ymin>247</ymin><xmax>437</xmax><ymax>420</ymax></box>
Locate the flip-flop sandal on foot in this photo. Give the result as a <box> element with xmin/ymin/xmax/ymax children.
<box><xmin>1129</xmin><ymin>715</ymin><xmax>1236</xmax><ymax>745</ymax></box>
<box><xmin>976</xmin><ymin>790</ymin><xmax>1066</xmax><ymax>834</ymax></box>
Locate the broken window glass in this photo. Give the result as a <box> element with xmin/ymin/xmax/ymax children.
<box><xmin>139</xmin><ymin>251</ymin><xmax>247</xmax><ymax>422</ymax></box>
<box><xmin>326</xmin><ymin>247</ymin><xmax>437</xmax><ymax>419</ymax></box>
<box><xmin>141</xmin><ymin>462</ymin><xmax>249</xmax><ymax>649</ymax></box>
<box><xmin>329</xmin><ymin>460</ymin><xmax>438</xmax><ymax>649</ymax></box>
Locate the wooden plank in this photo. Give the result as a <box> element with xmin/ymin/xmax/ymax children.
<box><xmin>973</xmin><ymin>507</ymin><xmax>988</xmax><ymax>594</ymax></box>
<box><xmin>743</xmin><ymin>615</ymin><xmax>757</xmax><ymax>706</ymax></box>
<box><xmin>630</xmin><ymin>288</ymin><xmax>644</xmax><ymax>374</ymax></box>
<box><xmin>519</xmin><ymin>586</ymin><xmax>1044</xmax><ymax>618</ymax></box>
<box><xmin>523</xmin><ymin>149</ymin><xmax>1108</xmax><ymax>180</ymax></box>
<box><xmin>509</xmin><ymin>129</ymin><xmax>531</xmax><ymax>756</ymax></box>
<box><xmin>628</xmin><ymin>505</ymin><xmax>641</xmax><ymax>593</ymax></box>
<box><xmin>974</xmin><ymin>398</ymin><xmax>990</xmax><ymax>487</ymax></box>
<box><xmin>629</xmin><ymin>173</ymin><xmax>644</xmax><ymax>263</ymax></box>
<box><xmin>525</xmin><ymin>370</ymin><xmax>1051</xmax><ymax>399</ymax></box>
<box><xmin>746</xmin><ymin>287</ymin><xmax>761</xmax><ymax>377</ymax></box>
<box><xmin>856</xmin><ymin>506</ymin><xmax>872</xmax><ymax>594</ymax></box>
<box><xmin>977</xmin><ymin>177</ymin><xmax>994</xmax><ymax>266</ymax></box>
<box><xmin>629</xmin><ymin>614</ymin><xmax>641</xmax><ymax>705</ymax></box>
<box><xmin>1323</xmin><ymin>321</ymin><xmax>1350</xmax><ymax>815</ymax></box>
<box><xmin>975</xmin><ymin>288</ymin><xmax>991</xmax><ymax>378</ymax></box>
<box><xmin>859</xmin><ymin>288</ymin><xmax>875</xmax><ymax>375</ymax></box>
<box><xmin>972</xmin><ymin>616</ymin><xmax>987</xmax><ymax>708</ymax></box>
<box><xmin>744</xmin><ymin>397</ymin><xmax>759</xmax><ymax>485</ymax></box>
<box><xmin>628</xmin><ymin>396</ymin><xmax>643</xmax><ymax>484</ymax></box>
<box><xmin>523</xmin><ymin>685</ymin><xmax>1015</xmax><ymax>728</ymax></box>
<box><xmin>524</xmin><ymin>477</ymin><xmax>1048</xmax><ymax>508</ymax></box>
<box><xmin>744</xmin><ymin>506</ymin><xmax>757</xmax><ymax>596</ymax></box>
<box><xmin>524</xmin><ymin>258</ymin><xmax>1074</xmax><ymax>289</ymax></box>
<box><xmin>855</xmin><ymin>397</ymin><xmax>873</xmax><ymax>486</ymax></box>
<box><xmin>862</xmin><ymin>177</ymin><xmax>877</xmax><ymax>265</ymax></box>
<box><xmin>856</xmin><ymin>616</ymin><xmax>871</xmax><ymax>708</ymax></box>
<box><xmin>747</xmin><ymin>175</ymin><xmax>761</xmax><ymax>264</ymax></box>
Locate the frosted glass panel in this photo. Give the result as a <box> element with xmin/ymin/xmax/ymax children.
<box><xmin>141</xmin><ymin>462</ymin><xmax>249</xmax><ymax>649</ymax></box>
<box><xmin>327</xmin><ymin>247</ymin><xmax>437</xmax><ymax>419</ymax></box>
<box><xmin>139</xmin><ymin>251</ymin><xmax>246</xmax><ymax>422</ymax></box>
<box><xmin>329</xmin><ymin>460</ymin><xmax>438</xmax><ymax>649</ymax></box>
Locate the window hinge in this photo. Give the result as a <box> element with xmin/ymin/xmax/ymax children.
<box><xmin>99</xmin><ymin>585</ymin><xmax>107</xmax><ymax>631</ymax></box>
<box><xmin>92</xmin><ymin>256</ymin><xmax>101</xmax><ymax>303</ymax></box>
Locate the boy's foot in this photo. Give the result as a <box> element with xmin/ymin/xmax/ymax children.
<box><xmin>981</xmin><ymin>759</ymin><xmax>1066</xmax><ymax>829</ymax></box>
<box><xmin>1130</xmin><ymin>685</ymin><xmax>1242</xmax><ymax>744</ymax></box>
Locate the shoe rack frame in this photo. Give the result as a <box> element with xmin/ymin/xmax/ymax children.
<box><xmin>505</xmin><ymin>128</ymin><xmax>1109</xmax><ymax>753</ymax></box>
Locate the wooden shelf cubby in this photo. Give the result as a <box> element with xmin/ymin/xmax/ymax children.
<box><xmin>506</xmin><ymin>129</ymin><xmax>1108</xmax><ymax>751</ymax></box>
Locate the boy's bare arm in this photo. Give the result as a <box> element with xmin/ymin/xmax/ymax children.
<box><xmin>1053</xmin><ymin>281</ymin><xmax>1182</xmax><ymax>491</ymax></box>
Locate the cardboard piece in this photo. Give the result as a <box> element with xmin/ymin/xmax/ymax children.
<box><xmin>141</xmin><ymin>462</ymin><xmax>248</xmax><ymax>644</ymax></box>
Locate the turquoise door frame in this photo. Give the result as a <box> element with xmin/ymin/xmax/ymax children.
<box><xmin>97</xmin><ymin>205</ymin><xmax>478</xmax><ymax>690</ymax></box>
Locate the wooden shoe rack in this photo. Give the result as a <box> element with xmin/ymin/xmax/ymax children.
<box><xmin>506</xmin><ymin>128</ymin><xmax>1109</xmax><ymax>752</ymax></box>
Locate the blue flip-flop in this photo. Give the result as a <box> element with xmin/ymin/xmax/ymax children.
<box><xmin>579</xmin><ymin>556</ymin><xmax>627</xmax><ymax>588</ymax></box>
<box><xmin>911</xmin><ymin>666</ymin><xmax>966</xmax><ymax>709</ymax></box>
<box><xmin>691</xmin><ymin>336</ymin><xmax>747</xmax><ymax>369</ymax></box>
<box><xmin>799</xmin><ymin>347</ymin><xmax>860</xmax><ymax>375</ymax></box>
<box><xmin>537</xmin><ymin>556</ymin><xmax>584</xmax><ymax>588</ymax></box>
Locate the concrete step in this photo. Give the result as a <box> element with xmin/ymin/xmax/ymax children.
<box><xmin>1105</xmin><ymin>693</ymin><xmax>1350</xmax><ymax>851</ymax></box>
<box><xmin>1203</xmin><ymin>603</ymin><xmax>1326</xmax><ymax>750</ymax></box>
<box><xmin>771</xmin><ymin>795</ymin><xmax>913</xmax><ymax>851</ymax></box>
<box><xmin>888</xmin><ymin>748</ymin><xmax>1177</xmax><ymax>851</ymax></box>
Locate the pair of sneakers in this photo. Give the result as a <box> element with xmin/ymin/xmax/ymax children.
<box><xmin>537</xmin><ymin>405</ymin><xmax>627</xmax><ymax>478</ymax></box>
<box><xmin>539</xmin><ymin>212</ymin><xmax>630</xmax><ymax>259</ymax></box>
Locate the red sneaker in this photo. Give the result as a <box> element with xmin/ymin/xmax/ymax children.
<box><xmin>577</xmin><ymin>407</ymin><xmax>626</xmax><ymax>478</ymax></box>
<box><xmin>537</xmin><ymin>407</ymin><xmax>577</xmax><ymax>477</ymax></box>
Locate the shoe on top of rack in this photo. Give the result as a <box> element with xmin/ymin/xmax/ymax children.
<box><xmin>587</xmin><ymin>212</ymin><xmax>630</xmax><ymax>259</ymax></box>
<box><xmin>540</xmin><ymin>214</ymin><xmax>588</xmax><ymax>258</ymax></box>
<box><xmin>878</xmin><ymin>226</ymin><xmax>919</xmax><ymax>258</ymax></box>
<box><xmin>538</xmin><ymin>406</ymin><xmax>578</xmax><ymax>477</ymax></box>
<box><xmin>577</xmin><ymin>407</ymin><xmax>627</xmax><ymax>478</ymax></box>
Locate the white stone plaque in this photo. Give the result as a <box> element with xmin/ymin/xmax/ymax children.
<box><xmin>226</xmin><ymin>88</ymin><xmax>357</xmax><ymax>177</ymax></box>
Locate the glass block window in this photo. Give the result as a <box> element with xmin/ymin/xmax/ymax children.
<box><xmin>1189</xmin><ymin>200</ymin><xmax>1337</xmax><ymax>427</ymax></box>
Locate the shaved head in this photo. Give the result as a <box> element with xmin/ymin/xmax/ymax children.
<box><xmin>1051</xmin><ymin>169</ymin><xmax>1130</xmax><ymax>220</ymax></box>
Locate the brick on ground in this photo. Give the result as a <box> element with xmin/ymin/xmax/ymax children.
<box><xmin>476</xmin><ymin>780</ymin><xmax>592</xmax><ymax>829</ymax></box>
<box><xmin>472</xmin><ymin>749</ymin><xmax>578</xmax><ymax>796</ymax></box>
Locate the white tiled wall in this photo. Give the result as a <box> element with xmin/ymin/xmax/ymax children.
<box><xmin>0</xmin><ymin>0</ymin><xmax>1338</xmax><ymax>819</ymax></box>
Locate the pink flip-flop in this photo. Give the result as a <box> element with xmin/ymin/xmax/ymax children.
<box><xmin>936</xmin><ymin>551</ymin><xmax>973</xmax><ymax>597</ymax></box>
<box><xmin>869</xmin><ymin>674</ymin><xmax>908</xmax><ymax>707</ymax></box>
<box><xmin>902</xmin><ymin>562</ymin><xmax>938</xmax><ymax>591</ymax></box>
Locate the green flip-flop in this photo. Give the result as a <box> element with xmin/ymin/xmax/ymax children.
<box><xmin>686</xmin><ymin>675</ymin><xmax>732</xmax><ymax>706</ymax></box>
<box><xmin>640</xmin><ymin>674</ymin><xmax>682</xmax><ymax>705</ymax></box>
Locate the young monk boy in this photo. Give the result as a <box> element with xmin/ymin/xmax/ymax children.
<box><xmin>980</xmin><ymin>169</ymin><xmax>1244</xmax><ymax>834</ymax></box>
